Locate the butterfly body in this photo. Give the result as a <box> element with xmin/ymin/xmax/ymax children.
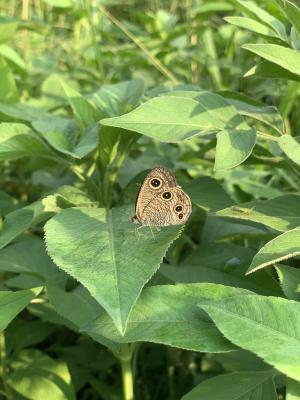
<box><xmin>131</xmin><ymin>166</ymin><xmax>191</xmax><ymax>226</ymax></box>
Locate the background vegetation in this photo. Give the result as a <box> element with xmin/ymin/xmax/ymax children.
<box><xmin>0</xmin><ymin>0</ymin><xmax>300</xmax><ymax>399</ymax></box>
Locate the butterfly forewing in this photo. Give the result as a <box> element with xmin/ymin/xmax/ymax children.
<box><xmin>133</xmin><ymin>166</ymin><xmax>191</xmax><ymax>226</ymax></box>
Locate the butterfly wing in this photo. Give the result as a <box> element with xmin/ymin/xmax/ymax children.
<box><xmin>134</xmin><ymin>166</ymin><xmax>191</xmax><ymax>226</ymax></box>
<box><xmin>140</xmin><ymin>186</ymin><xmax>191</xmax><ymax>226</ymax></box>
<box><xmin>134</xmin><ymin>166</ymin><xmax>176</xmax><ymax>223</ymax></box>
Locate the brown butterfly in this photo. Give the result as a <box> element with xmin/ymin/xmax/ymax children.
<box><xmin>131</xmin><ymin>166</ymin><xmax>192</xmax><ymax>226</ymax></box>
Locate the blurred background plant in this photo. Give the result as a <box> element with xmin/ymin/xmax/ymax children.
<box><xmin>0</xmin><ymin>0</ymin><xmax>300</xmax><ymax>399</ymax></box>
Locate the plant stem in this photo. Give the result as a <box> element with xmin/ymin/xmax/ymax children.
<box><xmin>119</xmin><ymin>344</ymin><xmax>134</xmax><ymax>400</ymax></box>
<box><xmin>85</xmin><ymin>0</ymin><xmax>104</xmax><ymax>80</ymax></box>
<box><xmin>0</xmin><ymin>332</ymin><xmax>12</xmax><ymax>400</ymax></box>
<box><xmin>99</xmin><ymin>6</ymin><xmax>179</xmax><ymax>84</ymax></box>
<box><xmin>257</xmin><ymin>131</ymin><xmax>280</xmax><ymax>142</ymax></box>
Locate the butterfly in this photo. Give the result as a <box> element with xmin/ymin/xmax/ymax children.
<box><xmin>131</xmin><ymin>166</ymin><xmax>192</xmax><ymax>226</ymax></box>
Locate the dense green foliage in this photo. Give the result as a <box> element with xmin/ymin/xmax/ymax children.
<box><xmin>0</xmin><ymin>0</ymin><xmax>300</xmax><ymax>399</ymax></box>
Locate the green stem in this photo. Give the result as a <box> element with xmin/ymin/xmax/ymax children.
<box><xmin>85</xmin><ymin>0</ymin><xmax>104</xmax><ymax>80</ymax></box>
<box><xmin>99</xmin><ymin>6</ymin><xmax>179</xmax><ymax>84</ymax></box>
<box><xmin>0</xmin><ymin>332</ymin><xmax>12</xmax><ymax>400</ymax></box>
<box><xmin>257</xmin><ymin>131</ymin><xmax>280</xmax><ymax>142</ymax></box>
<box><xmin>119</xmin><ymin>344</ymin><xmax>134</xmax><ymax>400</ymax></box>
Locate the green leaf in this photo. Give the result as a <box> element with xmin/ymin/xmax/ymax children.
<box><xmin>279</xmin><ymin>0</ymin><xmax>300</xmax><ymax>37</ymax></box>
<box><xmin>247</xmin><ymin>228</ymin><xmax>300</xmax><ymax>274</ymax></box>
<box><xmin>0</xmin><ymin>288</ymin><xmax>42</xmax><ymax>332</ymax></box>
<box><xmin>214</xmin><ymin>194</ymin><xmax>300</xmax><ymax>232</ymax></box>
<box><xmin>0</xmin><ymin>190</ymin><xmax>18</xmax><ymax>214</ymax></box>
<box><xmin>0</xmin><ymin>208</ymin><xmax>34</xmax><ymax>250</ymax></box>
<box><xmin>101</xmin><ymin>94</ymin><xmax>252</xmax><ymax>142</ymax></box>
<box><xmin>201</xmin><ymin>294</ymin><xmax>300</xmax><ymax>381</ymax></box>
<box><xmin>245</xmin><ymin>61</ymin><xmax>300</xmax><ymax>82</ymax></box>
<box><xmin>44</xmin><ymin>206</ymin><xmax>182</xmax><ymax>334</ymax></box>
<box><xmin>6</xmin><ymin>319</ymin><xmax>56</xmax><ymax>353</ymax></box>
<box><xmin>225</xmin><ymin>16</ymin><xmax>280</xmax><ymax>38</ymax></box>
<box><xmin>61</xmin><ymin>81</ymin><xmax>99</xmax><ymax>129</ymax></box>
<box><xmin>42</xmin><ymin>124</ymin><xmax>99</xmax><ymax>159</ymax></box>
<box><xmin>235</xmin><ymin>0</ymin><xmax>287</xmax><ymax>41</ymax></box>
<box><xmin>220</xmin><ymin>91</ymin><xmax>284</xmax><ymax>134</ymax></box>
<box><xmin>287</xmin><ymin>378</ymin><xmax>300</xmax><ymax>400</ymax></box>
<box><xmin>184</xmin><ymin>177</ymin><xmax>234</xmax><ymax>212</ymax></box>
<box><xmin>42</xmin><ymin>0</ymin><xmax>74</xmax><ymax>7</ymax></box>
<box><xmin>0</xmin><ymin>44</ymin><xmax>27</xmax><ymax>71</ymax></box>
<box><xmin>0</xmin><ymin>123</ymin><xmax>62</xmax><ymax>162</ymax></box>
<box><xmin>80</xmin><ymin>283</ymin><xmax>248</xmax><ymax>352</ymax></box>
<box><xmin>243</xmin><ymin>44</ymin><xmax>300</xmax><ymax>77</ymax></box>
<box><xmin>181</xmin><ymin>370</ymin><xmax>277</xmax><ymax>400</ymax></box>
<box><xmin>0</xmin><ymin>58</ymin><xmax>19</xmax><ymax>102</ymax></box>
<box><xmin>7</xmin><ymin>349</ymin><xmax>76</xmax><ymax>400</ymax></box>
<box><xmin>215</xmin><ymin>128</ymin><xmax>256</xmax><ymax>170</ymax></box>
<box><xmin>279</xmin><ymin>135</ymin><xmax>300</xmax><ymax>165</ymax></box>
<box><xmin>0</xmin><ymin>102</ymin><xmax>50</xmax><ymax>122</ymax></box>
<box><xmin>276</xmin><ymin>265</ymin><xmax>300</xmax><ymax>301</ymax></box>
<box><xmin>0</xmin><ymin>16</ymin><xmax>19</xmax><ymax>44</ymax></box>
<box><xmin>89</xmin><ymin>79</ymin><xmax>145</xmax><ymax>117</ymax></box>
<box><xmin>0</xmin><ymin>236</ymin><xmax>58</xmax><ymax>282</ymax></box>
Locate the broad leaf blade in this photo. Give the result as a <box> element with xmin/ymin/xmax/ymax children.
<box><xmin>101</xmin><ymin>94</ymin><xmax>252</xmax><ymax>143</ymax></box>
<box><xmin>279</xmin><ymin>135</ymin><xmax>300</xmax><ymax>166</ymax></box>
<box><xmin>45</xmin><ymin>206</ymin><xmax>182</xmax><ymax>334</ymax></box>
<box><xmin>81</xmin><ymin>283</ymin><xmax>250</xmax><ymax>352</ymax></box>
<box><xmin>243</xmin><ymin>44</ymin><xmax>300</xmax><ymax>77</ymax></box>
<box><xmin>201</xmin><ymin>294</ymin><xmax>300</xmax><ymax>381</ymax></box>
<box><xmin>248</xmin><ymin>228</ymin><xmax>300</xmax><ymax>274</ymax></box>
<box><xmin>182</xmin><ymin>370</ymin><xmax>277</xmax><ymax>400</ymax></box>
<box><xmin>215</xmin><ymin>128</ymin><xmax>256</xmax><ymax>170</ymax></box>
<box><xmin>214</xmin><ymin>194</ymin><xmax>300</xmax><ymax>232</ymax></box>
<box><xmin>0</xmin><ymin>288</ymin><xmax>42</xmax><ymax>332</ymax></box>
<box><xmin>276</xmin><ymin>265</ymin><xmax>300</xmax><ymax>302</ymax></box>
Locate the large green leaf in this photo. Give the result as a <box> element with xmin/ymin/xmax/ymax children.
<box><xmin>0</xmin><ymin>288</ymin><xmax>42</xmax><ymax>332</ymax></box>
<box><xmin>49</xmin><ymin>283</ymin><xmax>249</xmax><ymax>352</ymax></box>
<box><xmin>161</xmin><ymin>242</ymin><xmax>281</xmax><ymax>295</ymax></box>
<box><xmin>220</xmin><ymin>91</ymin><xmax>284</xmax><ymax>134</ymax></box>
<box><xmin>287</xmin><ymin>378</ymin><xmax>300</xmax><ymax>400</ymax></box>
<box><xmin>0</xmin><ymin>236</ymin><xmax>58</xmax><ymax>282</ymax></box>
<box><xmin>201</xmin><ymin>294</ymin><xmax>300</xmax><ymax>381</ymax></box>
<box><xmin>247</xmin><ymin>228</ymin><xmax>300</xmax><ymax>274</ymax></box>
<box><xmin>235</xmin><ymin>0</ymin><xmax>287</xmax><ymax>41</ymax></box>
<box><xmin>88</xmin><ymin>79</ymin><xmax>145</xmax><ymax>117</ymax></box>
<box><xmin>276</xmin><ymin>265</ymin><xmax>300</xmax><ymax>301</ymax></box>
<box><xmin>225</xmin><ymin>16</ymin><xmax>280</xmax><ymax>38</ymax></box>
<box><xmin>7</xmin><ymin>349</ymin><xmax>76</xmax><ymax>400</ymax></box>
<box><xmin>0</xmin><ymin>123</ymin><xmax>62</xmax><ymax>162</ymax></box>
<box><xmin>215</xmin><ymin>128</ymin><xmax>256</xmax><ymax>170</ymax></box>
<box><xmin>279</xmin><ymin>0</ymin><xmax>300</xmax><ymax>37</ymax></box>
<box><xmin>279</xmin><ymin>135</ymin><xmax>300</xmax><ymax>166</ymax></box>
<box><xmin>214</xmin><ymin>194</ymin><xmax>300</xmax><ymax>232</ymax></box>
<box><xmin>184</xmin><ymin>177</ymin><xmax>234</xmax><ymax>211</ymax></box>
<box><xmin>41</xmin><ymin>124</ymin><xmax>99</xmax><ymax>159</ymax></box>
<box><xmin>100</xmin><ymin>94</ymin><xmax>252</xmax><ymax>142</ymax></box>
<box><xmin>0</xmin><ymin>102</ymin><xmax>50</xmax><ymax>122</ymax></box>
<box><xmin>62</xmin><ymin>82</ymin><xmax>99</xmax><ymax>129</ymax></box>
<box><xmin>181</xmin><ymin>370</ymin><xmax>277</xmax><ymax>400</ymax></box>
<box><xmin>0</xmin><ymin>16</ymin><xmax>19</xmax><ymax>44</ymax></box>
<box><xmin>0</xmin><ymin>58</ymin><xmax>19</xmax><ymax>102</ymax></box>
<box><xmin>243</xmin><ymin>44</ymin><xmax>300</xmax><ymax>77</ymax></box>
<box><xmin>245</xmin><ymin>61</ymin><xmax>300</xmax><ymax>82</ymax></box>
<box><xmin>44</xmin><ymin>206</ymin><xmax>182</xmax><ymax>334</ymax></box>
<box><xmin>0</xmin><ymin>208</ymin><xmax>34</xmax><ymax>250</ymax></box>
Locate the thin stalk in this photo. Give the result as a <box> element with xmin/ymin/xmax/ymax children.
<box><xmin>257</xmin><ymin>131</ymin><xmax>280</xmax><ymax>143</ymax></box>
<box><xmin>85</xmin><ymin>0</ymin><xmax>104</xmax><ymax>80</ymax></box>
<box><xmin>99</xmin><ymin>6</ymin><xmax>179</xmax><ymax>84</ymax></box>
<box><xmin>21</xmin><ymin>0</ymin><xmax>30</xmax><ymax>62</ymax></box>
<box><xmin>119</xmin><ymin>344</ymin><xmax>134</xmax><ymax>400</ymax></box>
<box><xmin>0</xmin><ymin>332</ymin><xmax>12</xmax><ymax>400</ymax></box>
